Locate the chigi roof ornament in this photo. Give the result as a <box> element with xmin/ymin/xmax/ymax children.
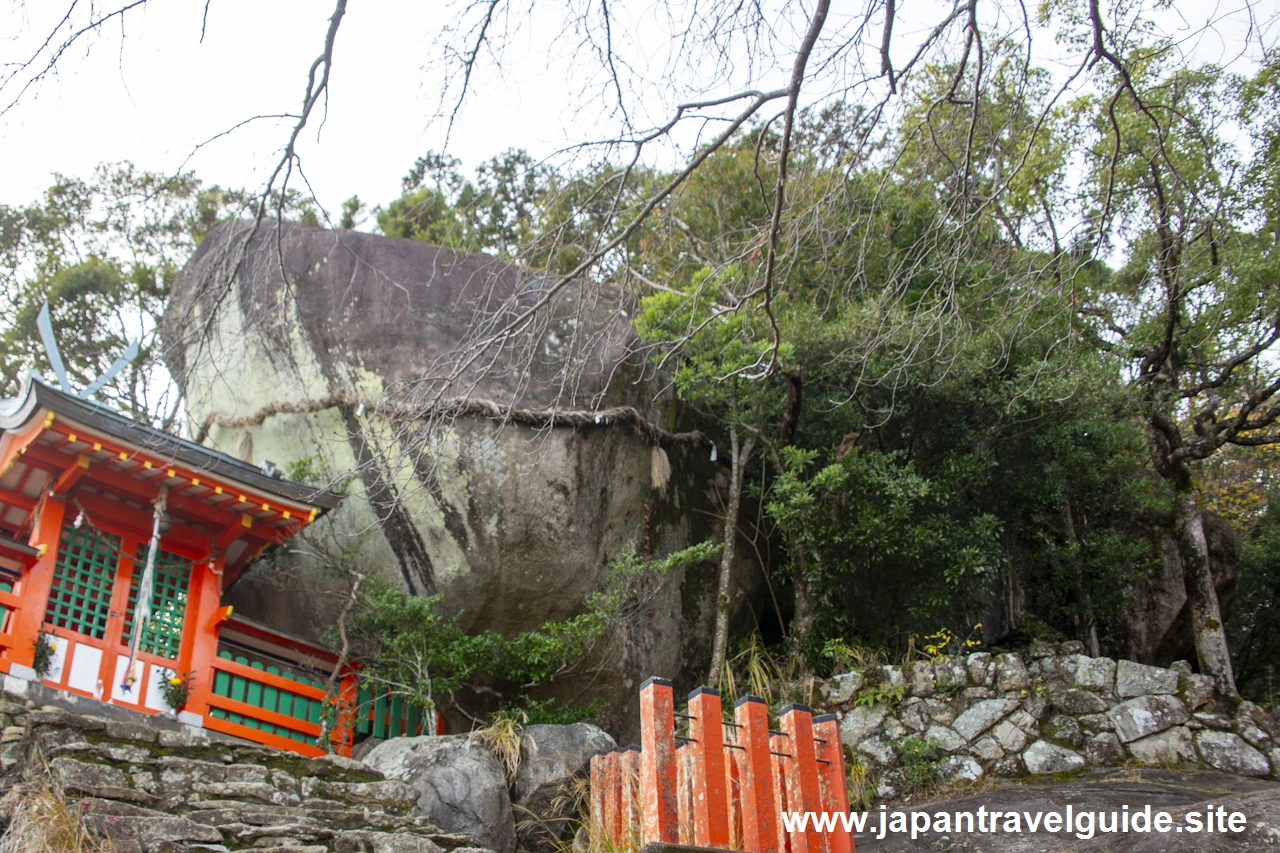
<box><xmin>33</xmin><ymin>300</ymin><xmax>139</xmax><ymax>401</ymax></box>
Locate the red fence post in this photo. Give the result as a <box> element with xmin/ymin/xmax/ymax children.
<box><xmin>620</xmin><ymin>745</ymin><xmax>641</xmax><ymax>848</ymax></box>
<box><xmin>770</xmin><ymin>736</ymin><xmax>789</xmax><ymax>853</ymax></box>
<box><xmin>604</xmin><ymin>749</ymin><xmax>623</xmax><ymax>848</ymax></box>
<box><xmin>779</xmin><ymin>705</ymin><xmax>825</xmax><ymax>853</ymax></box>
<box><xmin>640</xmin><ymin>676</ymin><xmax>679</xmax><ymax>846</ymax></box>
<box><xmin>688</xmin><ymin>687</ymin><xmax>730</xmax><ymax>848</ymax></box>
<box><xmin>727</xmin><ymin>742</ymin><xmax>742</xmax><ymax>849</ymax></box>
<box><xmin>735</xmin><ymin>695</ymin><xmax>780</xmax><ymax>853</ymax></box>
<box><xmin>590</xmin><ymin>752</ymin><xmax>606</xmax><ymax>842</ymax></box>
<box><xmin>813</xmin><ymin>715</ymin><xmax>852</xmax><ymax>853</ymax></box>
<box><xmin>677</xmin><ymin>743</ymin><xmax>693</xmax><ymax>845</ymax></box>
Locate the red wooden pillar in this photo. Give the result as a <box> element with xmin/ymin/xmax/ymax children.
<box><xmin>813</xmin><ymin>714</ymin><xmax>853</xmax><ymax>853</ymax></box>
<box><xmin>639</xmin><ymin>676</ymin><xmax>679</xmax><ymax>845</ymax></box>
<box><xmin>603</xmin><ymin>749</ymin><xmax>622</xmax><ymax>848</ymax></box>
<box><xmin>178</xmin><ymin>554</ymin><xmax>226</xmax><ymax>718</ymax></box>
<box><xmin>677</xmin><ymin>743</ymin><xmax>693</xmax><ymax>845</ymax></box>
<box><xmin>779</xmin><ymin>705</ymin><xmax>825</xmax><ymax>853</ymax></box>
<box><xmin>688</xmin><ymin>687</ymin><xmax>730</xmax><ymax>847</ymax></box>
<box><xmin>735</xmin><ymin>695</ymin><xmax>780</xmax><ymax>853</ymax></box>
<box><xmin>8</xmin><ymin>495</ymin><xmax>65</xmax><ymax>670</ymax></box>
<box><xmin>590</xmin><ymin>752</ymin><xmax>606</xmax><ymax>840</ymax></box>
<box><xmin>770</xmin><ymin>736</ymin><xmax>789</xmax><ymax>853</ymax></box>
<box><xmin>619</xmin><ymin>745</ymin><xmax>641</xmax><ymax>847</ymax></box>
<box><xmin>726</xmin><ymin>741</ymin><xmax>743</xmax><ymax>849</ymax></box>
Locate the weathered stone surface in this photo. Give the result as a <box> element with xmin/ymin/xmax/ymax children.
<box><xmin>83</xmin><ymin>814</ymin><xmax>224</xmax><ymax>847</ymax></box>
<box><xmin>825</xmin><ymin>671</ymin><xmax>863</xmax><ymax>704</ymax></box>
<box><xmin>933</xmin><ymin>657</ymin><xmax>968</xmax><ymax>691</ymax></box>
<box><xmin>1196</xmin><ymin>731</ymin><xmax>1271</xmax><ymax>777</ymax></box>
<box><xmin>158</xmin><ymin>727</ymin><xmax>213</xmax><ymax>748</ymax></box>
<box><xmin>899</xmin><ymin>699</ymin><xmax>926</xmax><ymax>732</ymax></box>
<box><xmin>938</xmin><ymin>755</ymin><xmax>983</xmax><ymax>783</ymax></box>
<box><xmin>856</xmin><ymin>736</ymin><xmax>896</xmax><ymax>769</ymax></box>
<box><xmin>994</xmin><ymin>654</ymin><xmax>1030</xmax><ymax>692</ymax></box>
<box><xmin>1170</xmin><ymin>660</ymin><xmax>1194</xmax><ymax>676</ymax></box>
<box><xmin>51</xmin><ymin>756</ymin><xmax>155</xmax><ymax>803</ymax></box>
<box><xmin>921</xmin><ymin>698</ymin><xmax>957</xmax><ymax>725</ymax></box>
<box><xmin>951</xmin><ymin>698</ymin><xmax>1019</xmax><ymax>742</ymax></box>
<box><xmin>966</xmin><ymin>652</ymin><xmax>992</xmax><ymax>687</ymax></box>
<box><xmin>1073</xmin><ymin>655</ymin><xmax>1117</xmax><ymax>693</ymax></box>
<box><xmin>1059</xmin><ymin>641</ymin><xmax>1086</xmax><ymax>655</ymax></box>
<box><xmin>1127</xmin><ymin>726</ymin><xmax>1197</xmax><ymax>765</ymax></box>
<box><xmin>106</xmin><ymin>720</ymin><xmax>162</xmax><ymax>743</ymax></box>
<box><xmin>1109</xmin><ymin>695</ymin><xmax>1190</xmax><ymax>743</ymax></box>
<box><xmin>1078</xmin><ymin>713</ymin><xmax>1113</xmax><ymax>734</ymax></box>
<box><xmin>881</xmin><ymin>717</ymin><xmax>907</xmax><ymax>740</ymax></box>
<box><xmin>29</xmin><ymin>708</ymin><xmax>107</xmax><ymax>730</ymax></box>
<box><xmin>1239</xmin><ymin>701</ymin><xmax>1280</xmax><ymax>739</ymax></box>
<box><xmin>1041</xmin><ymin>715</ymin><xmax>1084</xmax><ymax>749</ymax></box>
<box><xmin>363</xmin><ymin>736</ymin><xmax>515</xmax><ymax>853</ymax></box>
<box><xmin>839</xmin><ymin>704</ymin><xmax>888</xmax><ymax>748</ymax></box>
<box><xmin>512</xmin><ymin>723</ymin><xmax>615</xmax><ymax>853</ymax></box>
<box><xmin>924</xmin><ymin>725</ymin><xmax>965</xmax><ymax>752</ymax></box>
<box><xmin>1115</xmin><ymin>660</ymin><xmax>1179</xmax><ymax>698</ymax></box>
<box><xmin>1085</xmin><ymin>732</ymin><xmax>1125</xmax><ymax>766</ymax></box>
<box><xmin>1022</xmin><ymin>695</ymin><xmax>1049</xmax><ymax>721</ymax></box>
<box><xmin>1184</xmin><ymin>674</ymin><xmax>1214</xmax><ymax>710</ymax></box>
<box><xmin>969</xmin><ymin>736</ymin><xmax>1004</xmax><ymax>762</ymax></box>
<box><xmin>991</xmin><ymin>720</ymin><xmax>1028</xmax><ymax>754</ymax></box>
<box><xmin>909</xmin><ymin>661</ymin><xmax>935</xmax><ymax>698</ymax></box>
<box><xmin>334</xmin><ymin>830</ymin><xmax>447</xmax><ymax>853</ymax></box>
<box><xmin>1021</xmin><ymin>740</ymin><xmax>1085</xmax><ymax>775</ymax></box>
<box><xmin>1028</xmin><ymin>640</ymin><xmax>1055</xmax><ymax>659</ymax></box>
<box><xmin>1047</xmin><ymin>688</ymin><xmax>1108</xmax><ymax>715</ymax></box>
<box><xmin>1194</xmin><ymin>711</ymin><xmax>1234</xmax><ymax>730</ymax></box>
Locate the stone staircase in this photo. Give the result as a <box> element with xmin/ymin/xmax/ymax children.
<box><xmin>0</xmin><ymin>696</ymin><xmax>493</xmax><ymax>853</ymax></box>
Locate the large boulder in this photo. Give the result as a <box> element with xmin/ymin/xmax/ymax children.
<box><xmin>165</xmin><ymin>222</ymin><xmax>758</xmax><ymax>736</ymax></box>
<box><xmin>362</xmin><ymin>735</ymin><xmax>516</xmax><ymax>853</ymax></box>
<box><xmin>513</xmin><ymin>723</ymin><xmax>616</xmax><ymax>853</ymax></box>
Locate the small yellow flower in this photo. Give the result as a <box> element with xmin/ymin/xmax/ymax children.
<box><xmin>169</xmin><ymin>676</ymin><xmax>183</xmax><ymax>686</ymax></box>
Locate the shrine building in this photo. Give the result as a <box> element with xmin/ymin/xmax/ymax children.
<box><xmin>0</xmin><ymin>376</ymin><xmax>434</xmax><ymax>756</ymax></box>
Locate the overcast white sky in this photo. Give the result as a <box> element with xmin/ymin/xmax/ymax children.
<box><xmin>1</xmin><ymin>0</ymin><xmax>1275</xmax><ymax>220</ymax></box>
<box><xmin>0</xmin><ymin>1</ymin><xmax>602</xmax><ymax>215</ymax></box>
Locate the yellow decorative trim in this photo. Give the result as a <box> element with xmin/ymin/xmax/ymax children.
<box><xmin>168</xmin><ymin>469</ymin><xmax>177</xmax><ymax>478</ymax></box>
<box><xmin>143</xmin><ymin>461</ymin><xmax>152</xmax><ymax>470</ymax></box>
<box><xmin>261</xmin><ymin>503</ymin><xmax>270</xmax><ymax>512</ymax></box>
<box><xmin>240</xmin><ymin>514</ymin><xmax>252</xmax><ymax>529</ymax></box>
<box><xmin>67</xmin><ymin>434</ymin><xmax>76</xmax><ymax>443</ymax></box>
<box><xmin>43</xmin><ymin>412</ymin><xmax>55</xmax><ymax>428</ymax></box>
<box><xmin>214</xmin><ymin>486</ymin><xmax>223</xmax><ymax>494</ymax></box>
<box><xmin>93</xmin><ymin>442</ymin><xmax>101</xmax><ymax>451</ymax></box>
<box><xmin>191</xmin><ymin>478</ymin><xmax>201</xmax><ymax>487</ymax></box>
<box><xmin>309</xmin><ymin>508</ymin><xmax>317</xmax><ymax>522</ymax></box>
<box><xmin>283</xmin><ymin>510</ymin><xmax>291</xmax><ymax>520</ymax></box>
<box><xmin>37</xmin><ymin>544</ymin><xmax>47</xmax><ymax>557</ymax></box>
<box><xmin>118</xmin><ymin>451</ymin><xmax>127</xmax><ymax>461</ymax></box>
<box><xmin>76</xmin><ymin>455</ymin><xmax>89</xmax><ymax>469</ymax></box>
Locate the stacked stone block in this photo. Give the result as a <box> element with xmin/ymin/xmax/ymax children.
<box><xmin>829</xmin><ymin>643</ymin><xmax>1280</xmax><ymax>798</ymax></box>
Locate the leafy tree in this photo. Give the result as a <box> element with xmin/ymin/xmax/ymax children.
<box><xmin>1082</xmin><ymin>59</ymin><xmax>1280</xmax><ymax>694</ymax></box>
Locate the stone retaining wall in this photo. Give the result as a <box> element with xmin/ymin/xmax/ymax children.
<box><xmin>0</xmin><ymin>694</ymin><xmax>494</xmax><ymax>853</ymax></box>
<box><xmin>827</xmin><ymin>642</ymin><xmax>1280</xmax><ymax>798</ymax></box>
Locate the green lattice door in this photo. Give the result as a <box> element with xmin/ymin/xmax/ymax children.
<box><xmin>42</xmin><ymin>526</ymin><xmax>194</xmax><ymax>704</ymax></box>
<box><xmin>45</xmin><ymin>527</ymin><xmax>122</xmax><ymax>640</ymax></box>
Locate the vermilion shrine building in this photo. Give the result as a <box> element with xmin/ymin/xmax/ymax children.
<box><xmin>0</xmin><ymin>377</ymin><xmax>431</xmax><ymax>756</ymax></box>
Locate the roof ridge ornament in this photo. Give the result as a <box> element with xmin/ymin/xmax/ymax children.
<box><xmin>34</xmin><ymin>300</ymin><xmax>139</xmax><ymax>401</ymax></box>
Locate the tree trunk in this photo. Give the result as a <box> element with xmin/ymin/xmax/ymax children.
<box><xmin>1174</xmin><ymin>487</ymin><xmax>1238</xmax><ymax>696</ymax></box>
<box><xmin>708</xmin><ymin>429</ymin><xmax>754</xmax><ymax>685</ymax></box>
<box><xmin>789</xmin><ymin>548</ymin><xmax>816</xmax><ymax>656</ymax></box>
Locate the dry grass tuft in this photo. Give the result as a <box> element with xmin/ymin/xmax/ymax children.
<box><xmin>471</xmin><ymin>708</ymin><xmax>529</xmax><ymax>782</ymax></box>
<box><xmin>0</xmin><ymin>783</ymin><xmax>112</xmax><ymax>853</ymax></box>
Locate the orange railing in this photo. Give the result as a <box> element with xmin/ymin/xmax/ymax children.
<box><xmin>0</xmin><ymin>581</ymin><xmax>23</xmax><ymax>665</ymax></box>
<box><xmin>590</xmin><ymin>678</ymin><xmax>852</xmax><ymax>853</ymax></box>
